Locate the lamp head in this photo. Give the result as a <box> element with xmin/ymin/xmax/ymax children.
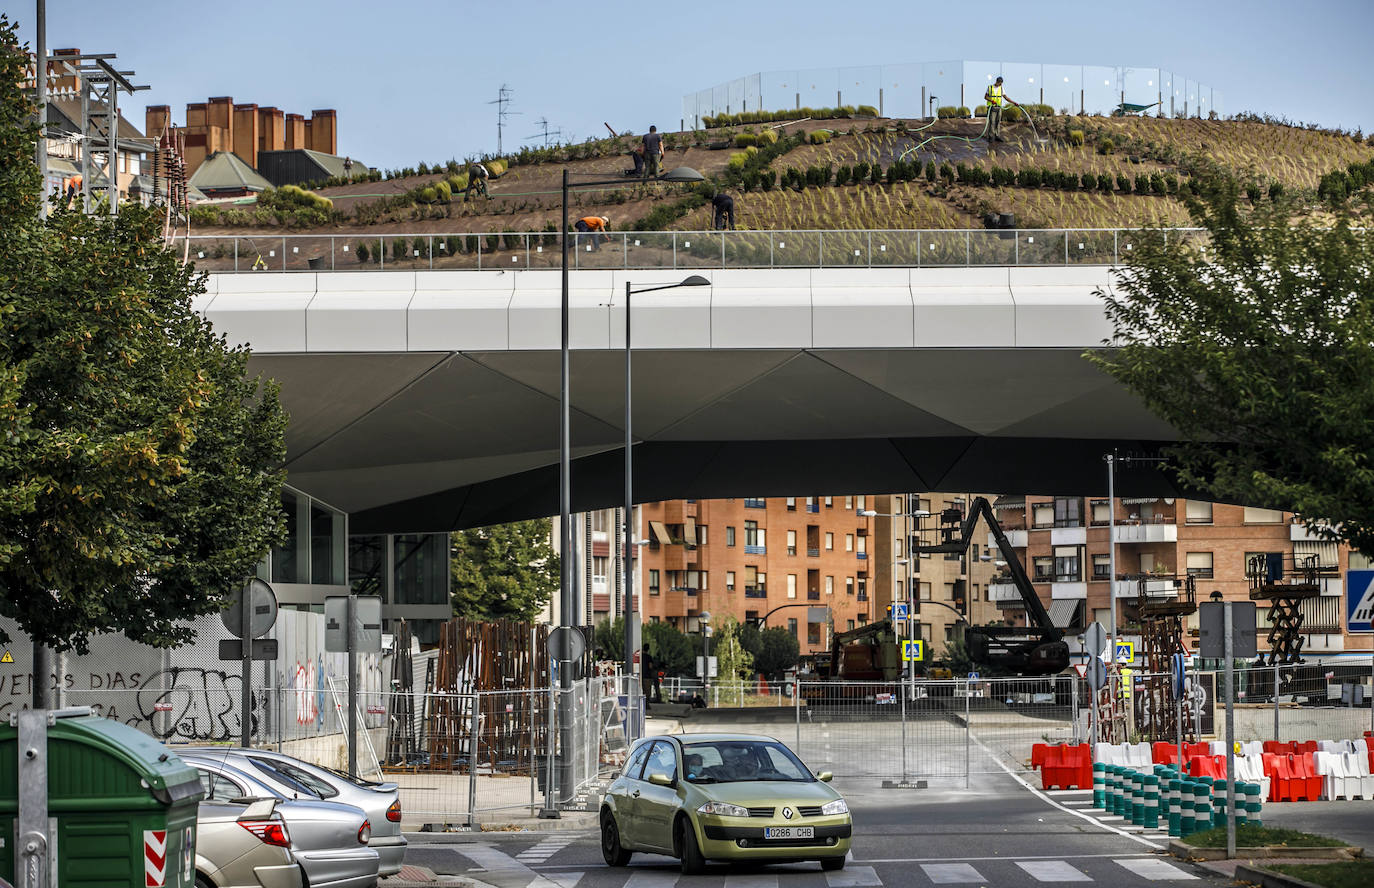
<box><xmin>680</xmin><ymin>274</ymin><xmax>711</xmax><ymax>287</ymax></box>
<box><xmin>860</xmin><ymin>510</ymin><xmax>877</xmax><ymax>517</ymax></box>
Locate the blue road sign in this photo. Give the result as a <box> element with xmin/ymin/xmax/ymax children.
<box><xmin>902</xmin><ymin>640</ymin><xmax>924</xmax><ymax>662</ymax></box>
<box><xmin>1348</xmin><ymin>570</ymin><xmax>1374</xmax><ymax>633</ymax></box>
<box><xmin>1115</xmin><ymin>641</ymin><xmax>1135</xmax><ymax>663</ymax></box>
<box><xmin>1088</xmin><ymin>657</ymin><xmax>1107</xmax><ymax>691</ymax></box>
<box><xmin>891</xmin><ymin>603</ymin><xmax>909</xmax><ymax>621</ymax></box>
<box><xmin>1171</xmin><ymin>652</ymin><xmax>1187</xmax><ymax>697</ymax></box>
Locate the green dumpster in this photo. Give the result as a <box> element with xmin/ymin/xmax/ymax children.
<box><xmin>0</xmin><ymin>714</ymin><xmax>203</xmax><ymax>887</ymax></box>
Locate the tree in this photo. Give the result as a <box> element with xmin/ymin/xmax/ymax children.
<box><xmin>1090</xmin><ymin>168</ymin><xmax>1374</xmax><ymax>554</ymax></box>
<box><xmin>740</xmin><ymin>623</ymin><xmax>800</xmax><ymax>678</ymax></box>
<box><xmin>642</xmin><ymin>621</ymin><xmax>695</xmax><ymax>677</ymax></box>
<box><xmin>593</xmin><ymin>615</ymin><xmax>625</xmax><ymax>662</ymax></box>
<box><xmin>0</xmin><ymin>18</ymin><xmax>288</xmax><ymax>654</ymax></box>
<box><xmin>711</xmin><ymin>616</ymin><xmax>754</xmax><ymax>704</ymax></box>
<box><xmin>450</xmin><ymin>519</ymin><xmax>559</xmax><ymax>621</ymax></box>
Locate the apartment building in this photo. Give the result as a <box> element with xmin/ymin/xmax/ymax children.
<box><xmin>639</xmin><ymin>496</ymin><xmax>912</xmax><ymax>656</ymax></box>
<box><xmin>543</xmin><ymin>509</ymin><xmax>638</xmax><ymax>630</ymax></box>
<box><xmin>987</xmin><ymin>496</ymin><xmax>1370</xmax><ymax>657</ymax></box>
<box><xmin>148</xmin><ymin>99</ymin><xmax>338</xmax><ymax>178</ymax></box>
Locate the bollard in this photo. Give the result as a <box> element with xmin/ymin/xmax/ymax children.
<box><xmin>1244</xmin><ymin>782</ymin><xmax>1263</xmax><ymax>827</ymax></box>
<box><xmin>1178</xmin><ymin>780</ymin><xmax>1194</xmax><ymax>838</ymax></box>
<box><xmin>1211</xmin><ymin>779</ymin><xmax>1227</xmax><ymax>829</ymax></box>
<box><xmin>1092</xmin><ymin>762</ymin><xmax>1106</xmax><ymax>809</ymax></box>
<box><xmin>1167</xmin><ymin>778</ymin><xmax>1182</xmax><ymax>836</ymax></box>
<box><xmin>1233</xmin><ymin>782</ymin><xmax>1248</xmax><ymax>827</ymax></box>
<box><xmin>1193</xmin><ymin>780</ymin><xmax>1212</xmax><ymax>836</ymax></box>
<box><xmin>1143</xmin><ymin>774</ymin><xmax>1160</xmax><ymax>830</ymax></box>
<box><xmin>1131</xmin><ymin>770</ymin><xmax>1144</xmax><ymax>825</ymax></box>
<box><xmin>1109</xmin><ymin>766</ymin><xmax>1122</xmax><ymax>815</ymax></box>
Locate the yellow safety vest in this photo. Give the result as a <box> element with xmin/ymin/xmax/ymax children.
<box><xmin>987</xmin><ymin>85</ymin><xmax>1003</xmax><ymax>107</ymax></box>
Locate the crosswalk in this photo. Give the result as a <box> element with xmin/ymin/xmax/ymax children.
<box><xmin>456</xmin><ymin>844</ymin><xmax>1203</xmax><ymax>887</ymax></box>
<box><xmin>1047</xmin><ymin>789</ymin><xmax>1175</xmax><ymax>843</ymax></box>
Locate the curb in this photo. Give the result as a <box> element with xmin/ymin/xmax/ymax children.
<box><xmin>1234</xmin><ymin>863</ymin><xmax>1339</xmax><ymax>888</ymax></box>
<box><xmin>1168</xmin><ymin>839</ymin><xmax>1363</xmax><ymax>861</ymax></box>
<box><xmin>406</xmin><ymin>812</ymin><xmax>599</xmax><ymax>838</ymax></box>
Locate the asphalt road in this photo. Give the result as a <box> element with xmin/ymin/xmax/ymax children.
<box><xmin>400</xmin><ymin>768</ymin><xmax>1229</xmax><ymax>888</ymax></box>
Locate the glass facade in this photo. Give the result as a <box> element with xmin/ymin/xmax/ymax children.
<box><xmin>271</xmin><ymin>486</ymin><xmax>345</xmax><ymax>586</ymax></box>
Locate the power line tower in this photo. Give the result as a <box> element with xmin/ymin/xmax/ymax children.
<box><xmin>525</xmin><ymin>117</ymin><xmax>562</xmax><ymax>147</ymax></box>
<box><xmin>487</xmin><ymin>84</ymin><xmax>519</xmax><ymax>156</ymax></box>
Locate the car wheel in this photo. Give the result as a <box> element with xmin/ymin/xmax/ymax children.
<box><xmin>195</xmin><ymin>877</ymin><xmax>215</xmax><ymax>888</ymax></box>
<box><xmin>821</xmin><ymin>856</ymin><xmax>846</xmax><ymax>871</ymax></box>
<box><xmin>601</xmin><ymin>810</ymin><xmax>632</xmax><ymax>866</ymax></box>
<box><xmin>677</xmin><ymin>816</ymin><xmax>705</xmax><ymax>875</ymax></box>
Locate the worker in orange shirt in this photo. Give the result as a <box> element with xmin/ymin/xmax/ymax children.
<box><xmin>574</xmin><ymin>215</ymin><xmax>609</xmax><ymax>251</ymax></box>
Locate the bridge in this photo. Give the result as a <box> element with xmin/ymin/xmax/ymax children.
<box><xmin>193</xmin><ymin>229</ymin><xmax>1190</xmax><ymax>532</ymax></box>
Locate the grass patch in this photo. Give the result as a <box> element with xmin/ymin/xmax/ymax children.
<box><xmin>1267</xmin><ymin>861</ymin><xmax>1374</xmax><ymax>888</ymax></box>
<box><xmin>1183</xmin><ymin>824</ymin><xmax>1346</xmax><ymax>849</ymax></box>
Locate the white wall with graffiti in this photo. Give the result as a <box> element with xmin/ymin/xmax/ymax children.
<box><xmin>0</xmin><ymin>609</ymin><xmax>387</xmax><ymax>747</ymax></box>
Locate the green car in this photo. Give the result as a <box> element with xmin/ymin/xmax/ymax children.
<box><xmin>600</xmin><ymin>733</ymin><xmax>851</xmax><ymax>874</ymax></box>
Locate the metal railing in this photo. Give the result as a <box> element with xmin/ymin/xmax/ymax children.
<box><xmin>175</xmin><ymin>228</ymin><xmax>1204</xmax><ymax>273</ymax></box>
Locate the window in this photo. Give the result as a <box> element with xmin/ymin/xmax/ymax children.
<box><xmin>310</xmin><ymin>500</ymin><xmax>344</xmax><ymax>584</ymax></box>
<box><xmin>825</xmin><ymin>496</ymin><xmax>833</xmax><ymax>507</ymax></box>
<box><xmin>945</xmin><ymin>625</ymin><xmax>955</xmax><ymax>643</ymax></box>
<box><xmin>845</xmin><ymin>534</ymin><xmax>854</xmax><ymax>552</ymax></box>
<box><xmin>825</xmin><ymin>532</ymin><xmax>834</xmax><ymax>550</ymax></box>
<box><xmin>726</xmin><ymin>526</ymin><xmax>736</xmax><ymax>546</ymax></box>
<box><xmin>1054</xmin><ymin>545</ymin><xmax>1082</xmax><ymax>582</ymax></box>
<box><xmin>1185</xmin><ymin>500</ymin><xmax>1213</xmax><ymax>524</ymax></box>
<box><xmin>856</xmin><ymin>535</ymin><xmax>867</xmax><ymax>555</ymax></box>
<box><xmin>920</xmin><ymin>582</ymin><xmax>932</xmax><ymax>600</ymax></box>
<box><xmin>1091</xmin><ymin>500</ymin><xmax>1112</xmax><ymax>525</ymax></box>
<box><xmin>807</xmin><ymin>623</ymin><xmax>821</xmax><ymax>645</ymax></box>
<box><xmin>645</xmin><ymin>740</ymin><xmax>678</xmax><ymax>783</ymax></box>
<box><xmin>1032</xmin><ymin>503</ymin><xmax>1054</xmax><ymax>528</ymax></box>
<box><xmin>649</xmin><ymin>569</ymin><xmax>660</xmax><ymax>595</ymax></box>
<box><xmin>697</xmin><ymin>525</ymin><xmax>708</xmax><ymax>545</ymax></box>
<box><xmin>845</xmin><ymin>496</ymin><xmax>853</xmax><ymax>509</ymax></box>
<box><xmin>787</xmin><ymin>618</ymin><xmax>797</xmax><ymax>637</ymax></box>
<box><xmin>726</xmin><ymin>571</ymin><xmax>736</xmax><ymax>591</ymax></box>
<box><xmin>858</xmin><ymin>614</ymin><xmax>868</xmax><ymax>626</ymax></box>
<box><xmin>856</xmin><ymin>496</ymin><xmax>866</xmax><ymax>510</ymax></box>
<box><xmin>1093</xmin><ymin>553</ymin><xmax>1111</xmax><ymax>580</ymax></box>
<box><xmin>857</xmin><ymin>578</ymin><xmax>867</xmax><ymax>599</ymax></box>
<box><xmin>1033</xmin><ymin>556</ymin><xmax>1054</xmax><ymax>581</ymax></box>
<box><xmin>918</xmin><ymin>498</ymin><xmax>931</xmax><ymax>515</ymax></box>
<box><xmin>1244</xmin><ymin>506</ymin><xmax>1283</xmax><ymax>524</ymax></box>
<box><xmin>622</xmin><ymin>743</ymin><xmax>652</xmax><ymax>780</ymax></box>
<box><xmin>1352</xmin><ymin>552</ymin><xmax>1374</xmax><ymax>570</ymax></box>
<box><xmin>591</xmin><ymin>510</ymin><xmax>609</xmax><ymax>533</ymax></box>
<box><xmin>1054</xmin><ymin>497</ymin><xmax>1082</xmax><ymax>527</ymax></box>
<box><xmin>787</xmin><ymin>530</ymin><xmax>797</xmax><ymax>555</ymax></box>
<box><xmin>745</xmin><ymin>521</ymin><xmax>763</xmax><ymax>547</ymax></box>
<box><xmin>273</xmin><ymin>490</ymin><xmax>303</xmax><ymax>583</ymax></box>
<box><xmin>825</xmin><ymin>575</ymin><xmax>834</xmax><ymax>595</ymax></box>
<box><xmin>1186</xmin><ymin>551</ymin><xmax>1214</xmax><ymax>579</ymax></box>
<box><xmin>787</xmin><ymin>574</ymin><xmax>797</xmax><ymax>599</ymax></box>
<box><xmin>846</xmin><ymin>577</ymin><xmax>854</xmax><ymax>595</ymax></box>
<box><xmin>846</xmin><ymin>620</ymin><xmax>855</xmax><ymax>631</ymax></box>
<box><xmin>592</xmin><ymin>555</ymin><xmax>608</xmax><ymax>586</ymax></box>
<box><xmin>786</xmin><ymin>497</ymin><xmax>796</xmax><ymax>510</ymax></box>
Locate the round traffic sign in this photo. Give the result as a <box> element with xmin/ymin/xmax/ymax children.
<box><xmin>221</xmin><ymin>578</ymin><xmax>278</xmax><ymax>639</ymax></box>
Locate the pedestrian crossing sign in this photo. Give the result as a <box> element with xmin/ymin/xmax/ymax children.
<box><xmin>902</xmin><ymin>640</ymin><xmax>925</xmax><ymax>662</ymax></box>
<box><xmin>1115</xmin><ymin>641</ymin><xmax>1135</xmax><ymax>663</ymax></box>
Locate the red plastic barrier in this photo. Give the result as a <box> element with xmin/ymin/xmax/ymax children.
<box><xmin>1263</xmin><ymin>740</ymin><xmax>1293</xmax><ymax>755</ymax></box>
<box><xmin>1153</xmin><ymin>742</ymin><xmax>1181</xmax><ymax>764</ymax></box>
<box><xmin>1272</xmin><ymin>754</ymin><xmax>1297</xmax><ymax>802</ymax></box>
<box><xmin>1184</xmin><ymin>741</ymin><xmax>1210</xmax><ymax>760</ymax></box>
<box><xmin>1038</xmin><ymin>743</ymin><xmax>1091</xmax><ymax>789</ymax></box>
<box><xmin>1262</xmin><ymin>753</ymin><xmax>1283</xmax><ymax>801</ymax></box>
<box><xmin>1298</xmin><ymin>753</ymin><xmax>1322</xmax><ymax>800</ymax></box>
<box><xmin>1295</xmin><ymin>740</ymin><xmax>1318</xmax><ymax>755</ymax></box>
<box><xmin>1032</xmin><ymin>743</ymin><xmax>1048</xmax><ymax>771</ymax></box>
<box><xmin>1186</xmin><ymin>755</ymin><xmax>1221</xmax><ymax>778</ymax></box>
<box><xmin>1368</xmin><ymin>749</ymin><xmax>1373</xmax><ymax>774</ymax></box>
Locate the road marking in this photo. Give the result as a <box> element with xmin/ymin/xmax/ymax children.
<box><xmin>623</xmin><ymin>869</ymin><xmax>685</xmax><ymax>888</ymax></box>
<box><xmin>825</xmin><ymin>865</ymin><xmax>881</xmax><ymax>887</ymax></box>
<box><xmin>725</xmin><ymin>876</ymin><xmax>777</xmax><ymax>888</ymax></box>
<box><xmin>969</xmin><ymin>736</ymin><xmax>1161</xmax><ymax>849</ymax></box>
<box><xmin>457</xmin><ymin>843</ymin><xmax>566</xmax><ymax>888</ymax></box>
<box><xmin>1016</xmin><ymin>860</ymin><xmax>1092</xmax><ymax>882</ymax></box>
<box><xmin>1045</xmin><ymin>789</ymin><xmax>1092</xmax><ymax>796</ymax></box>
<box><xmin>1115</xmin><ymin>858</ymin><xmax>1199</xmax><ymax>880</ymax></box>
<box><xmin>546</xmin><ymin>874</ymin><xmax>583</xmax><ymax>888</ymax></box>
<box><xmin>919</xmin><ymin>863</ymin><xmax>985</xmax><ymax>884</ymax></box>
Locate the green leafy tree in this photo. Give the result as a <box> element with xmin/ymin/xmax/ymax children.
<box><xmin>711</xmin><ymin>616</ymin><xmax>754</xmax><ymax>704</ymax></box>
<box><xmin>642</xmin><ymin>621</ymin><xmax>695</xmax><ymax>676</ymax></box>
<box><xmin>1089</xmin><ymin>170</ymin><xmax>1374</xmax><ymax>554</ymax></box>
<box><xmin>0</xmin><ymin>17</ymin><xmax>288</xmax><ymax>653</ymax></box>
<box><xmin>740</xmin><ymin>623</ymin><xmax>800</xmax><ymax>678</ymax></box>
<box><xmin>593</xmin><ymin>615</ymin><xmax>625</xmax><ymax>662</ymax></box>
<box><xmin>450</xmin><ymin>519</ymin><xmax>559</xmax><ymax>620</ymax></box>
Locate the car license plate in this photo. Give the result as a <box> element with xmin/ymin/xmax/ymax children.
<box><xmin>764</xmin><ymin>827</ymin><xmax>814</xmax><ymax>840</ymax></box>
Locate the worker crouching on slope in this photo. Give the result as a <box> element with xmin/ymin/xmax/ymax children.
<box><xmin>984</xmin><ymin>76</ymin><xmax>1018</xmax><ymax>143</ymax></box>
<box><xmin>575</xmin><ymin>215</ymin><xmax>610</xmax><ymax>251</ymax></box>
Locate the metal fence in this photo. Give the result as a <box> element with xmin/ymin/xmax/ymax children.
<box><xmin>175</xmin><ymin>228</ymin><xmax>1200</xmax><ymax>273</ymax></box>
<box><xmin>684</xmin><ymin>61</ymin><xmax>1221</xmax><ymax>125</ymax></box>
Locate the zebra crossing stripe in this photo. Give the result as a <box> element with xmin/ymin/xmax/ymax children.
<box><xmin>546</xmin><ymin>874</ymin><xmax>583</xmax><ymax>888</ymax></box>
<box><xmin>919</xmin><ymin>863</ymin><xmax>985</xmax><ymax>884</ymax></box>
<box><xmin>724</xmin><ymin>875</ymin><xmax>777</xmax><ymax>888</ymax></box>
<box><xmin>1115</xmin><ymin>858</ymin><xmax>1199</xmax><ymax>880</ymax></box>
<box><xmin>1016</xmin><ymin>860</ymin><xmax>1092</xmax><ymax>882</ymax></box>
<box><xmin>824</xmin><ymin>865</ymin><xmax>882</xmax><ymax>887</ymax></box>
<box><xmin>623</xmin><ymin>869</ymin><xmax>686</xmax><ymax>888</ymax></box>
<box><xmin>457</xmin><ymin>844</ymin><xmax>566</xmax><ymax>888</ymax></box>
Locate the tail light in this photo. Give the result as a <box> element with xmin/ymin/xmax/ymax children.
<box><xmin>240</xmin><ymin>819</ymin><xmax>291</xmax><ymax>848</ymax></box>
<box><xmin>386</xmin><ymin>799</ymin><xmax>401</xmax><ymax>823</ymax></box>
<box><xmin>358</xmin><ymin>820</ymin><xmax>372</xmax><ymax>844</ymax></box>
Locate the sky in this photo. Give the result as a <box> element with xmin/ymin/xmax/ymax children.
<box><xmin>6</xmin><ymin>0</ymin><xmax>1372</xmax><ymax>170</ymax></box>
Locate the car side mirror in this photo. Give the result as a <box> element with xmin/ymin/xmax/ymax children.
<box><xmin>648</xmin><ymin>772</ymin><xmax>675</xmax><ymax>787</ymax></box>
<box><xmin>816</xmin><ymin>771</ymin><xmax>833</xmax><ymax>783</ymax></box>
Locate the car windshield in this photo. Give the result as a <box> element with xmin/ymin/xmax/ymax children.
<box><xmin>681</xmin><ymin>740</ymin><xmax>814</xmax><ymax>784</ymax></box>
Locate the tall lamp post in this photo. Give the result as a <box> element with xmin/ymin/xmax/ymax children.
<box><xmin>547</xmin><ymin>165</ymin><xmax>703</xmax><ymax>817</ymax></box>
<box><xmin>622</xmin><ymin>275</ymin><xmax>709</xmax><ymax>730</ymax></box>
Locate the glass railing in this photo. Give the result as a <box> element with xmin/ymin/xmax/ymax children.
<box><xmin>175</xmin><ymin>228</ymin><xmax>1199</xmax><ymax>273</ymax></box>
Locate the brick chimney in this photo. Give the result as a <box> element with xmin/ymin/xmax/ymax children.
<box><xmin>307</xmin><ymin>109</ymin><xmax>337</xmax><ymax>155</ymax></box>
<box><xmin>232</xmin><ymin>102</ymin><xmax>260</xmax><ymax>169</ymax></box>
<box><xmin>285</xmin><ymin>113</ymin><xmax>305</xmax><ymax>150</ymax></box>
<box><xmin>258</xmin><ymin>107</ymin><xmax>285</xmax><ymax>152</ymax></box>
<box><xmin>145</xmin><ymin>105</ymin><xmax>171</xmax><ymax>140</ymax></box>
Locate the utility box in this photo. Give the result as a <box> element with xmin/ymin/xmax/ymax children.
<box><xmin>0</xmin><ymin>714</ymin><xmax>203</xmax><ymax>887</ymax></box>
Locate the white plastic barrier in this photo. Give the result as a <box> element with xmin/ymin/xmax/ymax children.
<box><xmin>1341</xmin><ymin>751</ymin><xmax>1374</xmax><ymax>800</ymax></box>
<box><xmin>1314</xmin><ymin>751</ymin><xmax>1343</xmax><ymax>800</ymax></box>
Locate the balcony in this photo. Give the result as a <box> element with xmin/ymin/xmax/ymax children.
<box><xmin>857</xmin><ymin>592</ymin><xmax>868</xmax><ymax>602</ymax></box>
<box><xmin>1113</xmin><ymin>523</ymin><xmax>1178</xmax><ymax>544</ymax></box>
<box><xmin>990</xmin><ymin>580</ymin><xmax>1024</xmax><ymax>607</ymax></box>
<box><xmin>806</xmin><ymin>504</ymin><xmax>819</xmax><ymax>513</ymax></box>
<box><xmin>807</xmin><ymin>547</ymin><xmax>820</xmax><ymax>557</ymax></box>
<box><xmin>1050</xmin><ymin>526</ymin><xmax>1087</xmax><ymax>546</ymax></box>
<box><xmin>1114</xmin><ymin>577</ymin><xmax>1182</xmax><ymax>599</ymax></box>
<box><xmin>1051</xmin><ymin>582</ymin><xmax>1087</xmax><ymax>600</ymax></box>
<box><xmin>744</xmin><ymin>587</ymin><xmax>767</xmax><ymax>598</ymax></box>
<box><xmin>744</xmin><ymin>498</ymin><xmax>767</xmax><ymax>509</ymax></box>
<box><xmin>990</xmin><ymin>529</ymin><xmax>1027</xmax><ymax>549</ymax></box>
<box><xmin>745</xmin><ymin>544</ymin><xmax>766</xmax><ymax>555</ymax></box>
<box><xmin>807</xmin><ymin>591</ymin><xmax>820</xmax><ymax>600</ymax></box>
<box><xmin>856</xmin><ymin>552</ymin><xmax>868</xmax><ymax>560</ymax></box>
<box><xmin>1291</xmin><ymin>522</ymin><xmax>1334</xmax><ymax>542</ymax></box>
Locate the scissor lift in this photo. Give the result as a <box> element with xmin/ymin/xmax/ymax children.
<box><xmin>1135</xmin><ymin>574</ymin><xmax>1198</xmax><ymax>742</ymax></box>
<box><xmin>1248</xmin><ymin>553</ymin><xmax>1332</xmax><ymax>665</ymax></box>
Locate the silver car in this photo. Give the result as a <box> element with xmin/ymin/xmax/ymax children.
<box><xmin>183</xmin><ymin>754</ymin><xmax>380</xmax><ymax>888</ymax></box>
<box><xmin>187</xmin><ymin>747</ymin><xmax>406</xmax><ymax>876</ymax></box>
<box><xmin>195</xmin><ymin>798</ymin><xmax>302</xmax><ymax>888</ymax></box>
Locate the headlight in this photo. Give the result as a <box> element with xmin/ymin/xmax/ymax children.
<box><xmin>821</xmin><ymin>799</ymin><xmax>849</xmax><ymax>816</ymax></box>
<box><xmin>697</xmin><ymin>801</ymin><xmax>749</xmax><ymax>817</ymax></box>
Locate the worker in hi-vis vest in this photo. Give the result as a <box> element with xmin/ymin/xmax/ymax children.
<box><xmin>984</xmin><ymin>76</ymin><xmax>1015</xmax><ymax>143</ymax></box>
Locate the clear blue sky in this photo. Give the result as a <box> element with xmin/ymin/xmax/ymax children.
<box><xmin>6</xmin><ymin>0</ymin><xmax>1371</xmax><ymax>169</ymax></box>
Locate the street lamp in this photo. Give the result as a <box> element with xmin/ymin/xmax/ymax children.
<box><xmin>699</xmin><ymin>610</ymin><xmax>712</xmax><ymax>697</ymax></box>
<box><xmin>622</xmin><ymin>275</ymin><xmax>709</xmax><ymax>705</ymax></box>
<box><xmin>548</xmin><ymin>165</ymin><xmax>703</xmax><ymax>817</ymax></box>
